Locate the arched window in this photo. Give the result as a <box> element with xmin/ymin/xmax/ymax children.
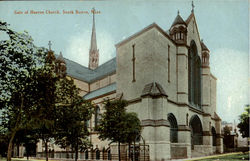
<box><xmin>167</xmin><ymin>113</ymin><xmax>178</xmax><ymax>143</ymax></box>
<box><xmin>189</xmin><ymin>115</ymin><xmax>203</xmax><ymax>149</ymax></box>
<box><xmin>188</xmin><ymin>41</ymin><xmax>202</xmax><ymax>108</ymax></box>
<box><xmin>212</xmin><ymin>127</ymin><xmax>217</xmax><ymax>146</ymax></box>
<box><xmin>95</xmin><ymin>106</ymin><xmax>101</xmax><ymax>128</ymax></box>
<box><xmin>95</xmin><ymin>149</ymin><xmax>100</xmax><ymax>160</ymax></box>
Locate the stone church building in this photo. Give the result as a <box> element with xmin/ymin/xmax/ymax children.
<box><xmin>37</xmin><ymin>6</ymin><xmax>223</xmax><ymax>161</ymax></box>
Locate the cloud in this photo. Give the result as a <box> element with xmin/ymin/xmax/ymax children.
<box><xmin>65</xmin><ymin>29</ymin><xmax>115</xmax><ymax>67</ymax></box>
<box><xmin>210</xmin><ymin>48</ymin><xmax>248</xmax><ymax>122</ymax></box>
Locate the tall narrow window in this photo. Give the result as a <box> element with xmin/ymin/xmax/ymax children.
<box><xmin>168</xmin><ymin>45</ymin><xmax>170</xmax><ymax>82</ymax></box>
<box><xmin>132</xmin><ymin>44</ymin><xmax>136</xmax><ymax>82</ymax></box>
<box><xmin>95</xmin><ymin>106</ymin><xmax>101</xmax><ymax>129</ymax></box>
<box><xmin>188</xmin><ymin>41</ymin><xmax>201</xmax><ymax>108</ymax></box>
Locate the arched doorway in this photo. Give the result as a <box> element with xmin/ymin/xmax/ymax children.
<box><xmin>189</xmin><ymin>115</ymin><xmax>203</xmax><ymax>149</ymax></box>
<box><xmin>167</xmin><ymin>113</ymin><xmax>178</xmax><ymax>143</ymax></box>
<box><xmin>211</xmin><ymin>127</ymin><xmax>216</xmax><ymax>146</ymax></box>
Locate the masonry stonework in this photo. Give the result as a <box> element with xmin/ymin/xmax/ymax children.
<box><xmin>36</xmin><ymin>9</ymin><xmax>223</xmax><ymax>161</ymax></box>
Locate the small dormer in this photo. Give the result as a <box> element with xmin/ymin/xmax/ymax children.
<box><xmin>169</xmin><ymin>11</ymin><xmax>187</xmax><ymax>45</ymax></box>
<box><xmin>201</xmin><ymin>40</ymin><xmax>210</xmax><ymax>67</ymax></box>
<box><xmin>56</xmin><ymin>52</ymin><xmax>67</xmax><ymax>77</ymax></box>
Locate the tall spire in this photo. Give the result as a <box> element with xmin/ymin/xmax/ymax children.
<box><xmin>89</xmin><ymin>7</ymin><xmax>99</xmax><ymax>70</ymax></box>
<box><xmin>90</xmin><ymin>8</ymin><xmax>97</xmax><ymax>51</ymax></box>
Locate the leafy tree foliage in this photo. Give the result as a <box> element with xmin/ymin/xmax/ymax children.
<box><xmin>237</xmin><ymin>105</ymin><xmax>249</xmax><ymax>138</ymax></box>
<box><xmin>54</xmin><ymin>78</ymin><xmax>94</xmax><ymax>161</ymax></box>
<box><xmin>0</xmin><ymin>21</ymin><xmax>47</xmax><ymax>161</ymax></box>
<box><xmin>28</xmin><ymin>50</ymin><xmax>58</xmax><ymax>161</ymax></box>
<box><xmin>0</xmin><ymin>21</ymin><xmax>94</xmax><ymax>161</ymax></box>
<box><xmin>97</xmin><ymin>99</ymin><xmax>141</xmax><ymax>161</ymax></box>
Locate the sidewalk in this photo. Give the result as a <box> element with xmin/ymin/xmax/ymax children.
<box><xmin>170</xmin><ymin>151</ymin><xmax>249</xmax><ymax>161</ymax></box>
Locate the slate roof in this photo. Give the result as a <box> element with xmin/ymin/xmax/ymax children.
<box><xmin>83</xmin><ymin>83</ymin><xmax>116</xmax><ymax>100</ymax></box>
<box><xmin>171</xmin><ymin>14</ymin><xmax>186</xmax><ymax>27</ymax></box>
<box><xmin>55</xmin><ymin>55</ymin><xmax>116</xmax><ymax>83</ymax></box>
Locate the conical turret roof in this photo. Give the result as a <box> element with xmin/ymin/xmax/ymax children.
<box><xmin>201</xmin><ymin>40</ymin><xmax>209</xmax><ymax>52</ymax></box>
<box><xmin>171</xmin><ymin>14</ymin><xmax>186</xmax><ymax>27</ymax></box>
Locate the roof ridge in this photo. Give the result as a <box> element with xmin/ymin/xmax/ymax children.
<box><xmin>185</xmin><ymin>12</ymin><xmax>194</xmax><ymax>24</ymax></box>
<box><xmin>94</xmin><ymin>57</ymin><xmax>116</xmax><ymax>70</ymax></box>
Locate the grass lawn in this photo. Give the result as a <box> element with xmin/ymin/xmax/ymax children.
<box><xmin>0</xmin><ymin>158</ymin><xmax>56</xmax><ymax>161</ymax></box>
<box><xmin>188</xmin><ymin>152</ymin><xmax>249</xmax><ymax>161</ymax></box>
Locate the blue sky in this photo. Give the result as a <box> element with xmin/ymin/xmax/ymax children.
<box><xmin>0</xmin><ymin>0</ymin><xmax>249</xmax><ymax>123</ymax></box>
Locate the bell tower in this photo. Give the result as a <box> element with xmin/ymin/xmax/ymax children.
<box><xmin>169</xmin><ymin>10</ymin><xmax>187</xmax><ymax>45</ymax></box>
<box><xmin>88</xmin><ymin>8</ymin><xmax>99</xmax><ymax>70</ymax></box>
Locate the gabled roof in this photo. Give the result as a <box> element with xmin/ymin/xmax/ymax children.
<box><xmin>55</xmin><ymin>55</ymin><xmax>116</xmax><ymax>83</ymax></box>
<box><xmin>116</xmin><ymin>23</ymin><xmax>176</xmax><ymax>48</ymax></box>
<box><xmin>214</xmin><ymin>112</ymin><xmax>221</xmax><ymax>121</ymax></box>
<box><xmin>186</xmin><ymin>12</ymin><xmax>194</xmax><ymax>24</ymax></box>
<box><xmin>83</xmin><ymin>83</ymin><xmax>116</xmax><ymax>100</ymax></box>
<box><xmin>171</xmin><ymin>14</ymin><xmax>186</xmax><ymax>27</ymax></box>
<box><xmin>141</xmin><ymin>82</ymin><xmax>168</xmax><ymax>97</ymax></box>
<box><xmin>201</xmin><ymin>41</ymin><xmax>210</xmax><ymax>51</ymax></box>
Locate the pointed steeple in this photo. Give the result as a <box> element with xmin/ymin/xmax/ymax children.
<box><xmin>171</xmin><ymin>12</ymin><xmax>186</xmax><ymax>27</ymax></box>
<box><xmin>90</xmin><ymin>8</ymin><xmax>97</xmax><ymax>52</ymax></box>
<box><xmin>89</xmin><ymin>8</ymin><xmax>99</xmax><ymax>70</ymax></box>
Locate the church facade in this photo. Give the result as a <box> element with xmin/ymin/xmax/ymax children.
<box><xmin>37</xmin><ymin>7</ymin><xmax>223</xmax><ymax>161</ymax></box>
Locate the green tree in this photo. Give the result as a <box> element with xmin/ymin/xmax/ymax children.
<box><xmin>54</xmin><ymin>78</ymin><xmax>94</xmax><ymax>161</ymax></box>
<box><xmin>237</xmin><ymin>105</ymin><xmax>249</xmax><ymax>138</ymax></box>
<box><xmin>29</xmin><ymin>50</ymin><xmax>58</xmax><ymax>161</ymax></box>
<box><xmin>0</xmin><ymin>21</ymin><xmax>47</xmax><ymax>161</ymax></box>
<box><xmin>97</xmin><ymin>99</ymin><xmax>141</xmax><ymax>161</ymax></box>
<box><xmin>122</xmin><ymin>112</ymin><xmax>141</xmax><ymax>160</ymax></box>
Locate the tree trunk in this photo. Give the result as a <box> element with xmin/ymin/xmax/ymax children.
<box><xmin>118</xmin><ymin>142</ymin><xmax>121</xmax><ymax>161</ymax></box>
<box><xmin>7</xmin><ymin>93</ymin><xmax>24</xmax><ymax>161</ymax></box>
<box><xmin>26</xmin><ymin>152</ymin><xmax>29</xmax><ymax>160</ymax></box>
<box><xmin>128</xmin><ymin>142</ymin><xmax>131</xmax><ymax>161</ymax></box>
<box><xmin>75</xmin><ymin>141</ymin><xmax>78</xmax><ymax>161</ymax></box>
<box><xmin>45</xmin><ymin>140</ymin><xmax>48</xmax><ymax>161</ymax></box>
<box><xmin>133</xmin><ymin>140</ymin><xmax>135</xmax><ymax>161</ymax></box>
<box><xmin>7</xmin><ymin>131</ymin><xmax>16</xmax><ymax>161</ymax></box>
<box><xmin>17</xmin><ymin>144</ymin><xmax>19</xmax><ymax>157</ymax></box>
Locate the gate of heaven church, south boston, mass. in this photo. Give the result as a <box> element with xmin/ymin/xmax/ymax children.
<box><xmin>33</xmin><ymin>5</ymin><xmax>223</xmax><ymax>161</ymax></box>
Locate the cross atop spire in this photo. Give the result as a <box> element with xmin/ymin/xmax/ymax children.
<box><xmin>177</xmin><ymin>10</ymin><xmax>180</xmax><ymax>15</ymax></box>
<box><xmin>48</xmin><ymin>41</ymin><xmax>52</xmax><ymax>51</ymax></box>
<box><xmin>191</xmin><ymin>0</ymin><xmax>195</xmax><ymax>13</ymax></box>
